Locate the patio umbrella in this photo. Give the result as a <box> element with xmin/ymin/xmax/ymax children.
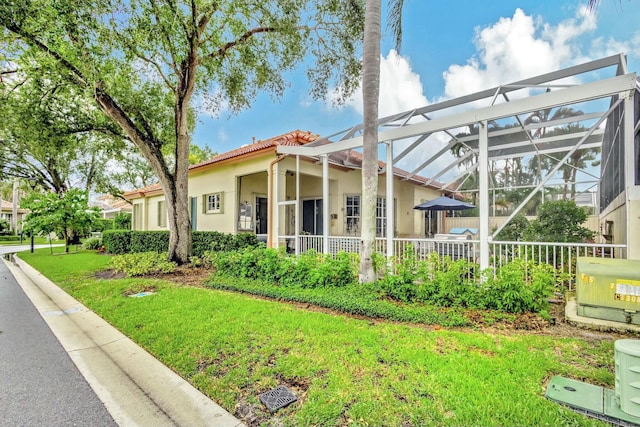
<box><xmin>413</xmin><ymin>196</ymin><xmax>476</xmax><ymax>211</ymax></box>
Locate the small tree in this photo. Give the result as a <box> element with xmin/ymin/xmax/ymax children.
<box><xmin>21</xmin><ymin>189</ymin><xmax>100</xmax><ymax>253</ymax></box>
<box><xmin>495</xmin><ymin>214</ymin><xmax>530</xmax><ymax>241</ymax></box>
<box><xmin>114</xmin><ymin>212</ymin><xmax>131</xmax><ymax>230</ymax></box>
<box><xmin>0</xmin><ymin>218</ymin><xmax>10</xmax><ymax>235</ymax></box>
<box><xmin>525</xmin><ymin>200</ymin><xmax>594</xmax><ymax>243</ymax></box>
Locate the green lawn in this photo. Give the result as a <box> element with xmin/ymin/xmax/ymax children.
<box><xmin>19</xmin><ymin>248</ymin><xmax>615</xmax><ymax>427</ymax></box>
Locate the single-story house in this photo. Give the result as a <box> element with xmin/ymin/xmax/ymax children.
<box><xmin>124</xmin><ymin>130</ymin><xmax>450</xmax><ymax>249</ymax></box>
<box><xmin>91</xmin><ymin>195</ymin><xmax>133</xmax><ymax>219</ymax></box>
<box><xmin>0</xmin><ymin>199</ymin><xmax>28</xmax><ymax>232</ymax></box>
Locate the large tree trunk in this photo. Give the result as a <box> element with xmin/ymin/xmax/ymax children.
<box><xmin>162</xmin><ymin>176</ymin><xmax>191</xmax><ymax>263</ymax></box>
<box><xmin>359</xmin><ymin>0</ymin><xmax>381</xmax><ymax>283</ymax></box>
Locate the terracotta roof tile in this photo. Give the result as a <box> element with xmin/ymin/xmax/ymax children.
<box><xmin>189</xmin><ymin>130</ymin><xmax>319</xmax><ymax>171</ymax></box>
<box><xmin>124</xmin><ymin>130</ymin><xmax>319</xmax><ymax>199</ymax></box>
<box><xmin>123</xmin><ymin>129</ymin><xmax>448</xmax><ymax>199</ymax></box>
<box><xmin>123</xmin><ymin>183</ymin><xmax>162</xmax><ymax>198</ymax></box>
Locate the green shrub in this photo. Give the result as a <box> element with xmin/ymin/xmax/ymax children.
<box><xmin>103</xmin><ymin>230</ymin><xmax>260</xmax><ymax>256</ymax></box>
<box><xmin>495</xmin><ymin>213</ymin><xmax>529</xmax><ymax>241</ymax></box>
<box><xmin>207</xmin><ymin>277</ymin><xmax>471</xmax><ymax>327</ymax></box>
<box><xmin>206</xmin><ymin>246</ymin><xmax>553</xmax><ymax>315</ymax></box>
<box><xmin>93</xmin><ymin>218</ymin><xmax>115</xmax><ymax>232</ymax></box>
<box><xmin>231</xmin><ymin>232</ymin><xmax>260</xmax><ymax>250</ymax></box>
<box><xmin>103</xmin><ymin>230</ymin><xmax>131</xmax><ymax>254</ymax></box>
<box><xmin>481</xmin><ymin>259</ymin><xmax>554</xmax><ymax>313</ymax></box>
<box><xmin>114</xmin><ymin>212</ymin><xmax>131</xmax><ymax>230</ymax></box>
<box><xmin>0</xmin><ymin>219</ymin><xmax>10</xmax><ymax>235</ymax></box>
<box><xmin>111</xmin><ymin>251</ymin><xmax>177</xmax><ymax>276</ymax></box>
<box><xmin>0</xmin><ymin>235</ymin><xmax>20</xmax><ymax>242</ymax></box>
<box><xmin>82</xmin><ymin>236</ymin><xmax>103</xmax><ymax>250</ymax></box>
<box><xmin>129</xmin><ymin>231</ymin><xmax>170</xmax><ymax>253</ymax></box>
<box><xmin>205</xmin><ymin>247</ymin><xmax>358</xmax><ymax>289</ymax></box>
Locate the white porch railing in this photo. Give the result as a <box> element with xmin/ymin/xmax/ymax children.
<box><xmin>293</xmin><ymin>235</ymin><xmax>625</xmax><ymax>290</ymax></box>
<box><xmin>489</xmin><ymin>240</ymin><xmax>626</xmax><ymax>290</ymax></box>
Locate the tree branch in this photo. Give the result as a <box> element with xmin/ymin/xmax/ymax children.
<box><xmin>212</xmin><ymin>26</ymin><xmax>276</xmax><ymax>60</ymax></box>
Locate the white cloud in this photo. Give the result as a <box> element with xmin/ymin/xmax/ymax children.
<box><xmin>343</xmin><ymin>49</ymin><xmax>428</xmax><ymax>117</ymax></box>
<box><xmin>442</xmin><ymin>7</ymin><xmax>597</xmax><ymax>99</ymax></box>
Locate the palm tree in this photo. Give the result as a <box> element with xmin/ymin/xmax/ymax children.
<box><xmin>359</xmin><ymin>0</ymin><xmax>381</xmax><ymax>282</ymax></box>
<box><xmin>360</xmin><ymin>0</ymin><xmax>404</xmax><ymax>282</ymax></box>
<box><xmin>525</xmin><ymin>108</ymin><xmax>600</xmax><ymax>199</ymax></box>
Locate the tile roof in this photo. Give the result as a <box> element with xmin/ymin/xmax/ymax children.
<box><xmin>328</xmin><ymin>148</ymin><xmax>449</xmax><ymax>191</ymax></box>
<box><xmin>123</xmin><ymin>129</ymin><xmax>450</xmax><ymax>199</ymax></box>
<box><xmin>189</xmin><ymin>130</ymin><xmax>319</xmax><ymax>172</ymax></box>
<box><xmin>125</xmin><ymin>130</ymin><xmax>319</xmax><ymax>199</ymax></box>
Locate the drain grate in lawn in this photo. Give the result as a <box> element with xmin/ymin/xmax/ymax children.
<box><xmin>259</xmin><ymin>386</ymin><xmax>297</xmax><ymax>412</ymax></box>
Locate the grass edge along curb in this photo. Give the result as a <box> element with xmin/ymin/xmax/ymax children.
<box><xmin>207</xmin><ymin>275</ymin><xmax>491</xmax><ymax>328</ymax></box>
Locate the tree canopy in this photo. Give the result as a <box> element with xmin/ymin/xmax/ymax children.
<box><xmin>1</xmin><ymin>0</ymin><xmax>364</xmax><ymax>263</ymax></box>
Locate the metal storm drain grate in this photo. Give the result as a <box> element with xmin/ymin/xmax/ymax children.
<box><xmin>259</xmin><ymin>386</ymin><xmax>297</xmax><ymax>412</ymax></box>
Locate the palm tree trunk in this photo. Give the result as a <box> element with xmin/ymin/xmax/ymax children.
<box><xmin>359</xmin><ymin>0</ymin><xmax>381</xmax><ymax>283</ymax></box>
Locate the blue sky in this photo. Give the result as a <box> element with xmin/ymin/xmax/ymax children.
<box><xmin>192</xmin><ymin>1</ymin><xmax>640</xmax><ymax>157</ymax></box>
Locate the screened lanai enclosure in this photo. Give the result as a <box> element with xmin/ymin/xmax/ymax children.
<box><xmin>275</xmin><ymin>54</ymin><xmax>640</xmax><ymax>283</ymax></box>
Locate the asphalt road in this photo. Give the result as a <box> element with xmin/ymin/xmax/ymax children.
<box><xmin>0</xmin><ymin>251</ymin><xmax>116</xmax><ymax>427</ymax></box>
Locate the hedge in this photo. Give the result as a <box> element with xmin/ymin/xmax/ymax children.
<box><xmin>93</xmin><ymin>218</ymin><xmax>115</xmax><ymax>232</ymax></box>
<box><xmin>102</xmin><ymin>229</ymin><xmax>260</xmax><ymax>256</ymax></box>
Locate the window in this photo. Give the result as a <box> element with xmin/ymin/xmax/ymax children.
<box><xmin>345</xmin><ymin>195</ymin><xmax>360</xmax><ymax>235</ymax></box>
<box><xmin>344</xmin><ymin>195</ymin><xmax>394</xmax><ymax>237</ymax></box>
<box><xmin>157</xmin><ymin>200</ymin><xmax>167</xmax><ymax>227</ymax></box>
<box><xmin>203</xmin><ymin>192</ymin><xmax>223</xmax><ymax>214</ymax></box>
<box><xmin>376</xmin><ymin>197</ymin><xmax>397</xmax><ymax>237</ymax></box>
<box><xmin>376</xmin><ymin>197</ymin><xmax>386</xmax><ymax>237</ymax></box>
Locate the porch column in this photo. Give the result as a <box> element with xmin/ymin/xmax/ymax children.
<box><xmin>624</xmin><ymin>91</ymin><xmax>638</xmax><ymax>259</ymax></box>
<box><xmin>386</xmin><ymin>141</ymin><xmax>394</xmax><ymax>258</ymax></box>
<box><xmin>275</xmin><ymin>162</ymin><xmax>288</xmax><ymax>250</ymax></box>
<box><xmin>271</xmin><ymin>161</ymin><xmax>279</xmax><ymax>249</ymax></box>
<box><xmin>478</xmin><ymin>121</ymin><xmax>490</xmax><ymax>271</ymax></box>
<box><xmin>295</xmin><ymin>155</ymin><xmax>300</xmax><ymax>255</ymax></box>
<box><xmin>322</xmin><ymin>154</ymin><xmax>329</xmax><ymax>254</ymax></box>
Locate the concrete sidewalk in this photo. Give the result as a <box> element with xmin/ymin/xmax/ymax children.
<box><xmin>5</xmin><ymin>255</ymin><xmax>245</xmax><ymax>427</ymax></box>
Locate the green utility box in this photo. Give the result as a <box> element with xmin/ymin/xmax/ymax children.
<box><xmin>576</xmin><ymin>257</ymin><xmax>640</xmax><ymax>325</ymax></box>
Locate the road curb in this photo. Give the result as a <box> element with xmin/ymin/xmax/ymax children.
<box><xmin>6</xmin><ymin>255</ymin><xmax>245</xmax><ymax>427</ymax></box>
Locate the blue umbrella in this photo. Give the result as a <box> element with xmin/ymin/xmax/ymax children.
<box><xmin>414</xmin><ymin>196</ymin><xmax>476</xmax><ymax>211</ymax></box>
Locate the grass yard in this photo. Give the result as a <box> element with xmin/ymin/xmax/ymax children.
<box><xmin>18</xmin><ymin>248</ymin><xmax>622</xmax><ymax>427</ymax></box>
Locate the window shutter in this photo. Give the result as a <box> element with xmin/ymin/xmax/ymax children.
<box><xmin>202</xmin><ymin>195</ymin><xmax>207</xmax><ymax>213</ymax></box>
<box><xmin>219</xmin><ymin>192</ymin><xmax>224</xmax><ymax>214</ymax></box>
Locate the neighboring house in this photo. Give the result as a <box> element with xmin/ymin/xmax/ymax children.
<box><xmin>91</xmin><ymin>195</ymin><xmax>133</xmax><ymax>219</ymax></box>
<box><xmin>0</xmin><ymin>199</ymin><xmax>28</xmax><ymax>232</ymax></box>
<box><xmin>124</xmin><ymin>130</ymin><xmax>449</xmax><ymax>248</ymax></box>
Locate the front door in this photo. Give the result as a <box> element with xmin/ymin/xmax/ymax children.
<box><xmin>302</xmin><ymin>199</ymin><xmax>323</xmax><ymax>235</ymax></box>
<box><xmin>255</xmin><ymin>196</ymin><xmax>268</xmax><ymax>235</ymax></box>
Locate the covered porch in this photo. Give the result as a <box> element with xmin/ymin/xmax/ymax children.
<box><xmin>275</xmin><ymin>54</ymin><xmax>640</xmax><ymax>272</ymax></box>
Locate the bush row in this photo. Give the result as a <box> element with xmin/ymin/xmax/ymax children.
<box><xmin>205</xmin><ymin>246</ymin><xmax>555</xmax><ymax>315</ymax></box>
<box><xmin>0</xmin><ymin>235</ymin><xmax>21</xmax><ymax>242</ymax></box>
<box><xmin>207</xmin><ymin>278</ymin><xmax>473</xmax><ymax>327</ymax></box>
<box><xmin>102</xmin><ymin>230</ymin><xmax>260</xmax><ymax>256</ymax></box>
<box><xmin>111</xmin><ymin>252</ymin><xmax>177</xmax><ymax>276</ymax></box>
<box><xmin>207</xmin><ymin>247</ymin><xmax>358</xmax><ymax>288</ymax></box>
